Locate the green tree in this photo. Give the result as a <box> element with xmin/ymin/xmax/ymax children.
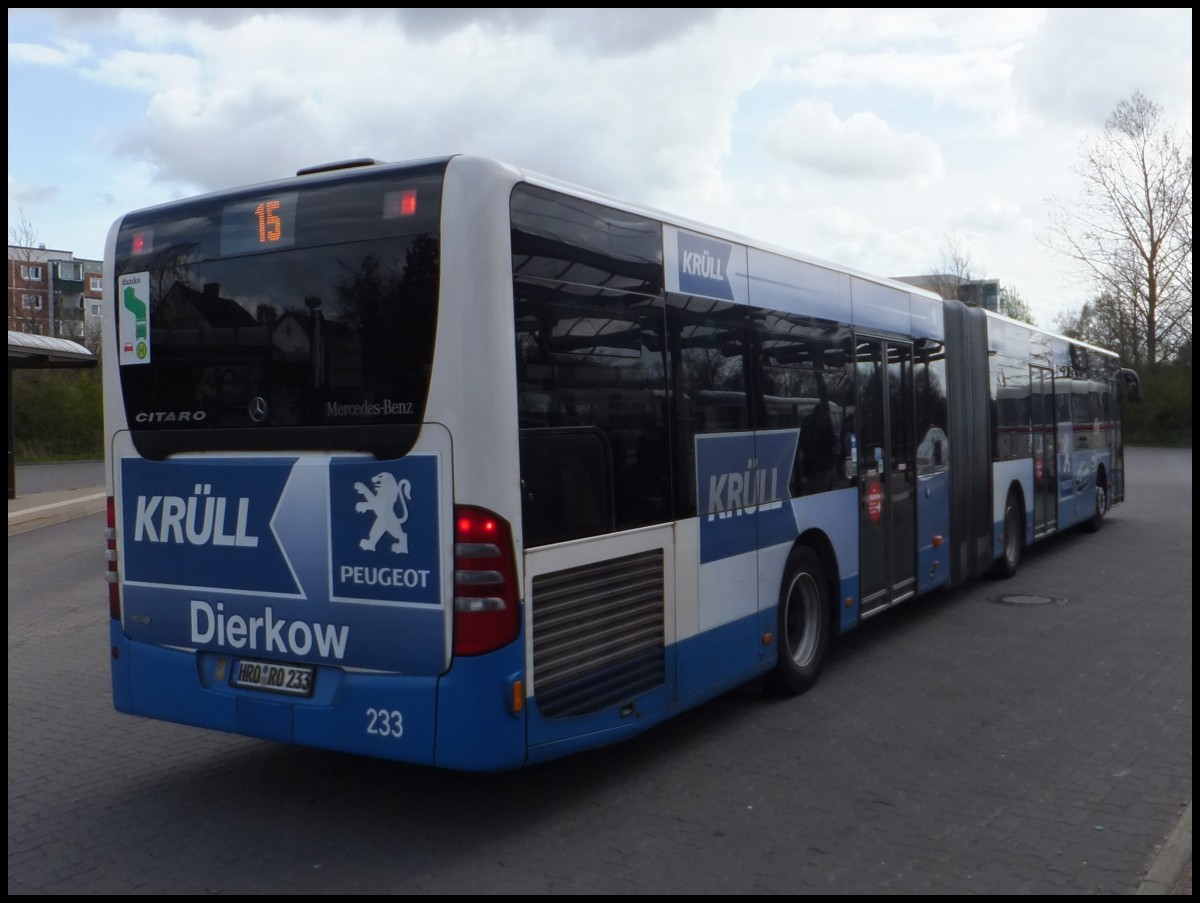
<box><xmin>997</xmin><ymin>286</ymin><xmax>1036</xmax><ymax>326</ymax></box>
<box><xmin>1054</xmin><ymin>292</ymin><xmax>1142</xmax><ymax>362</ymax></box>
<box><xmin>11</xmin><ymin>368</ymin><xmax>104</xmax><ymax>460</ymax></box>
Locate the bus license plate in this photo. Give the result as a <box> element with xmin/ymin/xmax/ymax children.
<box><xmin>231</xmin><ymin>659</ymin><xmax>314</xmax><ymax>697</ymax></box>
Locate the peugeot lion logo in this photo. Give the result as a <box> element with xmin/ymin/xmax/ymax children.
<box><xmin>354</xmin><ymin>472</ymin><xmax>413</xmax><ymax>554</ymax></box>
<box><xmin>248</xmin><ymin>396</ymin><xmax>269</xmax><ymax>423</ymax></box>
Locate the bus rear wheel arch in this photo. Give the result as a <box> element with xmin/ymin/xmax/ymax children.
<box><xmin>768</xmin><ymin>545</ymin><xmax>832</xmax><ymax>696</ymax></box>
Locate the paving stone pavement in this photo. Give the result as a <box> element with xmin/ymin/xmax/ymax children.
<box><xmin>8</xmin><ymin>448</ymin><xmax>1192</xmax><ymax>894</ymax></box>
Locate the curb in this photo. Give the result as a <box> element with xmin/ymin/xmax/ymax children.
<box><xmin>7</xmin><ymin>488</ymin><xmax>106</xmax><ymax>536</ymax></box>
<box><xmin>1137</xmin><ymin>801</ymin><xmax>1192</xmax><ymax>895</ymax></box>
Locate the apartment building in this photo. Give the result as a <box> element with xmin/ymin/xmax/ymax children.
<box><xmin>7</xmin><ymin>245</ymin><xmax>103</xmax><ymax>341</ymax></box>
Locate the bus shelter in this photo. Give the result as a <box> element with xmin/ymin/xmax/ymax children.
<box><xmin>7</xmin><ymin>330</ymin><xmax>97</xmax><ymax>499</ymax></box>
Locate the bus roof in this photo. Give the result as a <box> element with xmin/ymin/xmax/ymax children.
<box><xmin>501</xmin><ymin>155</ymin><xmax>947</xmax><ymax>306</ymax></box>
<box><xmin>111</xmin><ymin>153</ymin><xmax>945</xmax><ymax>309</ymax></box>
<box><xmin>980</xmin><ymin>306</ymin><xmax>1120</xmax><ymax>360</ymax></box>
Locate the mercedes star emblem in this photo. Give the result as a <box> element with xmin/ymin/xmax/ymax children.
<box><xmin>248</xmin><ymin>396</ymin><xmax>269</xmax><ymax>423</ymax></box>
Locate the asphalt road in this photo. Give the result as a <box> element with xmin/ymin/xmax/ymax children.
<box><xmin>7</xmin><ymin>447</ymin><xmax>1192</xmax><ymax>894</ymax></box>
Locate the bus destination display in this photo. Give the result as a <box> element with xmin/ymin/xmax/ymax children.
<box><xmin>220</xmin><ymin>191</ymin><xmax>299</xmax><ymax>255</ymax></box>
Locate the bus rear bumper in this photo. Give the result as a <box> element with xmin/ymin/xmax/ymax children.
<box><xmin>109</xmin><ymin>623</ymin><xmax>526</xmax><ymax>769</ymax></box>
<box><xmin>110</xmin><ymin>629</ymin><xmax>528</xmax><ymax>768</ymax></box>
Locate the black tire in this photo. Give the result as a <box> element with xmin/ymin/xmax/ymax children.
<box><xmin>993</xmin><ymin>491</ymin><xmax>1023</xmax><ymax>579</ymax></box>
<box><xmin>1082</xmin><ymin>470</ymin><xmax>1107</xmax><ymax>533</ymax></box>
<box><xmin>768</xmin><ymin>546</ymin><xmax>831</xmax><ymax>696</ymax></box>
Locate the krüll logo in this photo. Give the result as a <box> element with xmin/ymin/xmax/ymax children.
<box><xmin>355</xmin><ymin>472</ymin><xmax>413</xmax><ymax>554</ymax></box>
<box><xmin>683</xmin><ymin>248</ymin><xmax>724</xmax><ymax>280</ymax></box>
<box><xmin>706</xmin><ymin>457</ymin><xmax>785</xmax><ymax>522</ymax></box>
<box><xmin>133</xmin><ymin>484</ymin><xmax>260</xmax><ymax>547</ymax></box>
<box><xmin>677</xmin><ymin>232</ymin><xmax>734</xmax><ymax>301</ymax></box>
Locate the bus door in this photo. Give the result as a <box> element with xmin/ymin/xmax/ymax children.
<box><xmin>855</xmin><ymin>337</ymin><xmax>916</xmax><ymax>615</ymax></box>
<box><xmin>1031</xmin><ymin>365</ymin><xmax>1057</xmax><ymax>537</ymax></box>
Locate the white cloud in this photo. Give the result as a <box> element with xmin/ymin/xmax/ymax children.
<box><xmin>952</xmin><ymin>198</ymin><xmax>1027</xmax><ymax>233</ymax></box>
<box><xmin>765</xmin><ymin>101</ymin><xmax>944</xmax><ymax>181</ymax></box>
<box><xmin>6</xmin><ymin>7</ymin><xmax>1191</xmax><ymax>330</ymax></box>
<box><xmin>89</xmin><ymin>11</ymin><xmax>757</xmax><ymax>202</ymax></box>
<box><xmin>7</xmin><ymin>38</ymin><xmax>90</xmax><ymax>67</ymax></box>
<box><xmin>1013</xmin><ymin>9</ymin><xmax>1194</xmax><ymax>126</ymax></box>
<box><xmin>89</xmin><ymin>49</ymin><xmax>200</xmax><ymax>93</ymax></box>
<box><xmin>8</xmin><ymin>174</ymin><xmax>59</xmax><ymax>208</ymax></box>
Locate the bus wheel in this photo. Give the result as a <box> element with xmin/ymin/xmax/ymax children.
<box><xmin>993</xmin><ymin>492</ymin><xmax>1023</xmax><ymax>579</ymax></box>
<box><xmin>1083</xmin><ymin>475</ymin><xmax>1107</xmax><ymax>533</ymax></box>
<box><xmin>768</xmin><ymin>546</ymin><xmax>831</xmax><ymax>696</ymax></box>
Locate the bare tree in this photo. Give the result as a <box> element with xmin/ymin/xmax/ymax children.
<box><xmin>9</xmin><ymin>207</ymin><xmax>39</xmax><ymax>248</ymax></box>
<box><xmin>922</xmin><ymin>233</ymin><xmax>1036</xmax><ymax>324</ymax></box>
<box><xmin>82</xmin><ymin>313</ymin><xmax>105</xmax><ymax>355</ymax></box>
<box><xmin>1046</xmin><ymin>91</ymin><xmax>1192</xmax><ymax>370</ymax></box>
<box><xmin>8</xmin><ymin>209</ymin><xmax>48</xmax><ymax>334</ymax></box>
<box><xmin>924</xmin><ymin>231</ymin><xmax>976</xmax><ymax>301</ymax></box>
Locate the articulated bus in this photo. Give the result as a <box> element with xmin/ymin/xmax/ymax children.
<box><xmin>103</xmin><ymin>155</ymin><xmax>1141</xmax><ymax>770</ymax></box>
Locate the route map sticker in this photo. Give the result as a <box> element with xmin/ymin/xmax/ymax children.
<box><xmin>118</xmin><ymin>271</ymin><xmax>151</xmax><ymax>365</ymax></box>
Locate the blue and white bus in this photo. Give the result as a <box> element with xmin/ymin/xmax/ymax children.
<box><xmin>103</xmin><ymin>154</ymin><xmax>1141</xmax><ymax>770</ymax></box>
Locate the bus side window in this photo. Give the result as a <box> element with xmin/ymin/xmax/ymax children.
<box><xmin>519</xmin><ymin>427</ymin><xmax>614</xmax><ymax>547</ymax></box>
<box><xmin>616</xmin><ymin>429</ymin><xmax>669</xmax><ymax>526</ymax></box>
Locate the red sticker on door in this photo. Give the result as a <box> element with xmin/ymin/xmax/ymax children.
<box><xmin>867</xmin><ymin>480</ymin><xmax>884</xmax><ymax>523</ymax></box>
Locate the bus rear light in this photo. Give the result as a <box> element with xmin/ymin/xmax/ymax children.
<box><xmin>455</xmin><ymin>596</ymin><xmax>506</xmax><ymax>613</ymax></box>
<box><xmin>130</xmin><ymin>230</ymin><xmax>152</xmax><ymax>255</ymax></box>
<box><xmin>106</xmin><ymin>497</ymin><xmax>121</xmax><ymax>620</ymax></box>
<box><xmin>384</xmin><ymin>188</ymin><xmax>418</xmax><ymax>218</ymax></box>
<box><xmin>453</xmin><ymin>506</ymin><xmax>519</xmax><ymax>656</ymax></box>
<box><xmin>454</xmin><ymin>569</ymin><xmax>504</xmax><ymax>586</ymax></box>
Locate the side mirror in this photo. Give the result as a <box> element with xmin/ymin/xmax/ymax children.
<box><xmin>1120</xmin><ymin>368</ymin><xmax>1142</xmax><ymax>402</ymax></box>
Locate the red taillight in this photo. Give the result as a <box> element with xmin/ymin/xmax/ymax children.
<box><xmin>106</xmin><ymin>497</ymin><xmax>121</xmax><ymax>620</ymax></box>
<box><xmin>384</xmin><ymin>188</ymin><xmax>418</xmax><ymax>218</ymax></box>
<box><xmin>453</xmin><ymin>505</ymin><xmax>519</xmax><ymax>656</ymax></box>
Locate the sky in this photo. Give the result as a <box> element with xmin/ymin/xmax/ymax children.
<box><xmin>7</xmin><ymin>8</ymin><xmax>1193</xmax><ymax>329</ymax></box>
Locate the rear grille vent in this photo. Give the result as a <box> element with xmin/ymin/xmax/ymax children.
<box><xmin>532</xmin><ymin>549</ymin><xmax>665</xmax><ymax>719</ymax></box>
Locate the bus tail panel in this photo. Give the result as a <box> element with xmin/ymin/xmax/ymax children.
<box><xmin>110</xmin><ymin>424</ymin><xmax>471</xmax><ymax>764</ymax></box>
<box><xmin>115</xmin><ymin>440</ymin><xmax>455</xmax><ymax>677</ymax></box>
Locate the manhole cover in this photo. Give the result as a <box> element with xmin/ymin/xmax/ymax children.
<box><xmin>991</xmin><ymin>594</ymin><xmax>1068</xmax><ymax>606</ymax></box>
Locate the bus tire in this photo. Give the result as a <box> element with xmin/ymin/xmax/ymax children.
<box><xmin>768</xmin><ymin>546</ymin><xmax>831</xmax><ymax>696</ymax></box>
<box><xmin>993</xmin><ymin>491</ymin><xmax>1023</xmax><ymax>579</ymax></box>
<box><xmin>1082</xmin><ymin>470</ymin><xmax>1107</xmax><ymax>533</ymax></box>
